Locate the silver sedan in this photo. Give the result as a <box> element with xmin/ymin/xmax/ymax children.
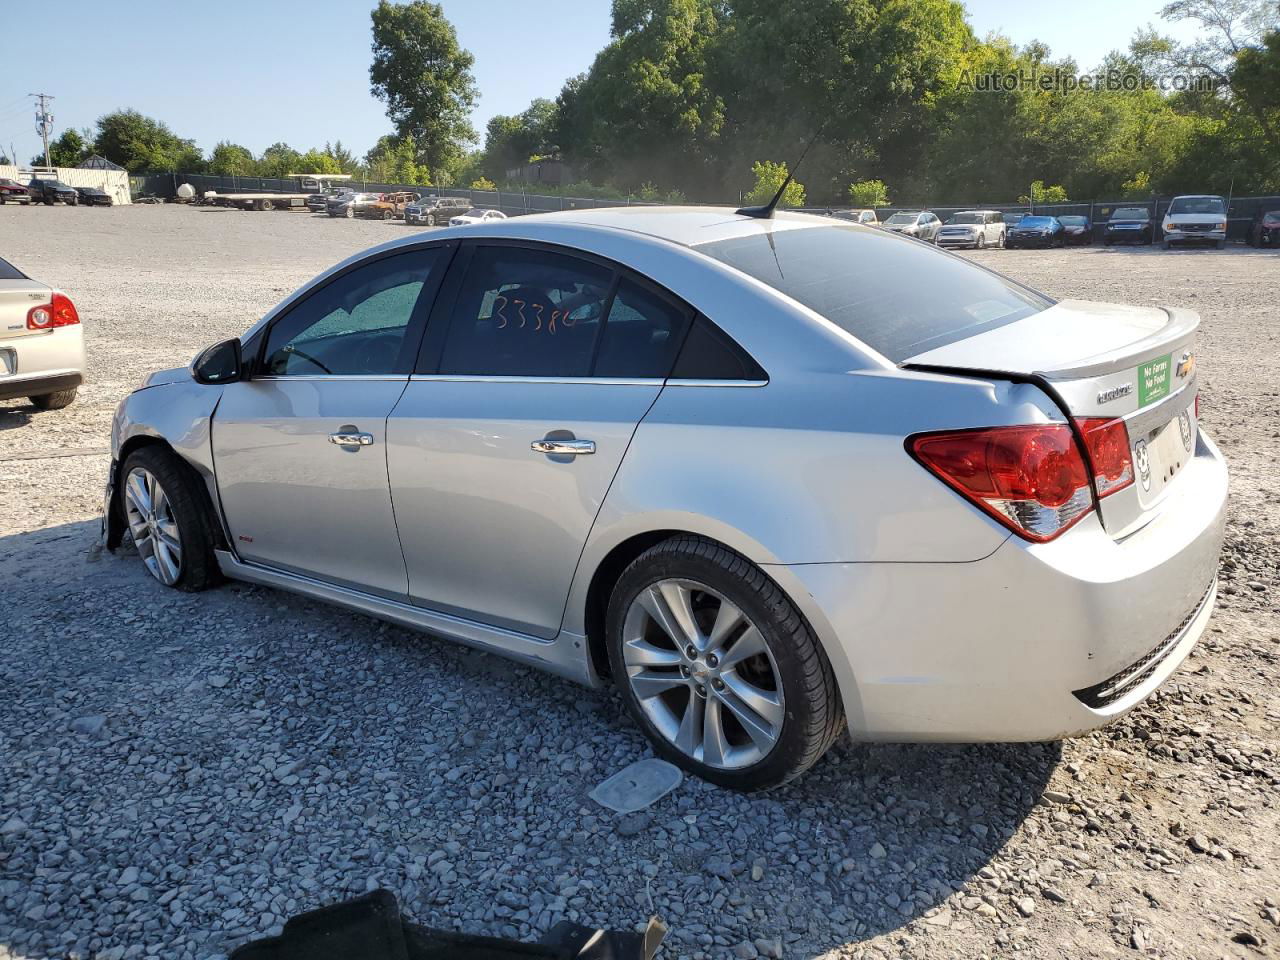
<box><xmin>104</xmin><ymin>207</ymin><xmax>1226</xmax><ymax>789</ymax></box>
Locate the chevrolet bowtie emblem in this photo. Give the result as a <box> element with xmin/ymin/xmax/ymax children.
<box><xmin>1176</xmin><ymin>350</ymin><xmax>1196</xmax><ymax>379</ymax></box>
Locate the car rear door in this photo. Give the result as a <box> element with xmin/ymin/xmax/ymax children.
<box><xmin>211</xmin><ymin>244</ymin><xmax>451</xmax><ymax>599</ymax></box>
<box><xmin>386</xmin><ymin>241</ymin><xmax>691</xmax><ymax>638</ymax></box>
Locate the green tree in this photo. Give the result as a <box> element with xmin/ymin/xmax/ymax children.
<box><xmin>93</xmin><ymin>110</ymin><xmax>204</xmax><ymax>173</ymax></box>
<box><xmin>256</xmin><ymin>142</ymin><xmax>302</xmax><ymax>178</ymax></box>
<box><xmin>369</xmin><ymin>0</ymin><xmax>478</xmax><ymax>179</ymax></box>
<box><xmin>482</xmin><ymin>98</ymin><xmax>560</xmax><ymax>180</ymax></box>
<box><xmin>847</xmin><ymin>179</ymin><xmax>890</xmax><ymax>207</ymax></box>
<box><xmin>470</xmin><ymin>176</ymin><xmax>497</xmax><ymax>190</ymax></box>
<box><xmin>295</xmin><ymin>148</ymin><xmax>343</xmax><ymax>175</ymax></box>
<box><xmin>323</xmin><ymin>140</ymin><xmax>360</xmax><ymax>174</ymax></box>
<box><xmin>564</xmin><ymin>0</ymin><xmax>726</xmax><ymax>192</ymax></box>
<box><xmin>744</xmin><ymin>160</ymin><xmax>805</xmax><ymax>206</ymax></box>
<box><xmin>208</xmin><ymin>141</ymin><xmax>255</xmax><ymax>176</ymax></box>
<box><xmin>1019</xmin><ymin>180</ymin><xmax>1069</xmax><ymax>204</ymax></box>
<box><xmin>47</xmin><ymin>128</ymin><xmax>91</xmax><ymax>167</ymax></box>
<box><xmin>364</xmin><ymin>133</ymin><xmax>431</xmax><ymax>185</ymax></box>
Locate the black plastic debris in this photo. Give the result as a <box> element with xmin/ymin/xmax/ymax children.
<box><xmin>229</xmin><ymin>889</ymin><xmax>668</xmax><ymax>960</ymax></box>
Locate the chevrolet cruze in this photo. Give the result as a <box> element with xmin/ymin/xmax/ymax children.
<box><xmin>103</xmin><ymin>207</ymin><xmax>1226</xmax><ymax>789</ymax></box>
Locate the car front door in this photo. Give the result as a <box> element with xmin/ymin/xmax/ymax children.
<box><xmin>211</xmin><ymin>245</ymin><xmax>450</xmax><ymax>599</ymax></box>
<box><xmin>386</xmin><ymin>242</ymin><xmax>691</xmax><ymax>638</ymax></box>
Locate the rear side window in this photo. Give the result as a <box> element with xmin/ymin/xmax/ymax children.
<box><xmin>697</xmin><ymin>224</ymin><xmax>1050</xmax><ymax>362</ymax></box>
<box><xmin>438</xmin><ymin>246</ymin><xmax>613</xmax><ymax>377</ymax></box>
<box><xmin>593</xmin><ymin>278</ymin><xmax>690</xmax><ymax>378</ymax></box>
<box><xmin>0</xmin><ymin>256</ymin><xmax>25</xmax><ymax>280</ymax></box>
<box><xmin>671</xmin><ymin>316</ymin><xmax>767</xmax><ymax>381</ymax></box>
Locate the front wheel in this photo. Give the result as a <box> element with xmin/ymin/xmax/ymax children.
<box><xmin>426</xmin><ymin>213</ymin><xmax>436</xmax><ymax>226</ymax></box>
<box><xmin>606</xmin><ymin>536</ymin><xmax>843</xmax><ymax>790</ymax></box>
<box><xmin>120</xmin><ymin>447</ymin><xmax>220</xmax><ymax>591</ymax></box>
<box><xmin>345</xmin><ymin>207</ymin><xmax>354</xmax><ymax>219</ymax></box>
<box><xmin>976</xmin><ymin>233</ymin><xmax>987</xmax><ymax>249</ymax></box>
<box><xmin>382</xmin><ymin>209</ymin><xmax>393</xmax><ymax>221</ymax></box>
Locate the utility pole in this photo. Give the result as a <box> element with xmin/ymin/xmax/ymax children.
<box><xmin>30</xmin><ymin>93</ymin><xmax>54</xmax><ymax>168</ymax></box>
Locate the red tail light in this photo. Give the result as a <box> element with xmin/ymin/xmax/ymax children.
<box><xmin>1076</xmin><ymin>417</ymin><xmax>1133</xmax><ymax>497</ymax></box>
<box><xmin>26</xmin><ymin>292</ymin><xmax>79</xmax><ymax>330</ymax></box>
<box><xmin>908</xmin><ymin>425</ymin><xmax>1093</xmax><ymax>542</ymax></box>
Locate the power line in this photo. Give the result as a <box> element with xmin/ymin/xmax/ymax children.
<box><xmin>29</xmin><ymin>93</ymin><xmax>54</xmax><ymax>168</ymax></box>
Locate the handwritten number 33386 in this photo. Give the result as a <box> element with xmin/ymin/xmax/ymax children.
<box><xmin>493</xmin><ymin>295</ymin><xmax>576</xmax><ymax>335</ymax></box>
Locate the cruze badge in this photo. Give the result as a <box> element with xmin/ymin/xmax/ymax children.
<box><xmin>1097</xmin><ymin>383</ymin><xmax>1133</xmax><ymax>404</ymax></box>
<box><xmin>1176</xmin><ymin>350</ymin><xmax>1196</xmax><ymax>380</ymax></box>
<box><xmin>1134</xmin><ymin>439</ymin><xmax>1151</xmax><ymax>490</ymax></box>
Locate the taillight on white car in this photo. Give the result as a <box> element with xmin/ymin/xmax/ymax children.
<box><xmin>909</xmin><ymin>417</ymin><xmax>1133</xmax><ymax>543</ymax></box>
<box><xmin>26</xmin><ymin>292</ymin><xmax>80</xmax><ymax>330</ymax></box>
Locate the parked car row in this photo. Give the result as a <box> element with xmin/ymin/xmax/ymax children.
<box><xmin>831</xmin><ymin>194</ymin><xmax>1275</xmax><ymax>251</ymax></box>
<box><xmin>311</xmin><ymin>189</ymin><xmax>506</xmax><ymax>227</ymax></box>
<box><xmin>0</xmin><ymin>177</ymin><xmax>115</xmax><ymax>206</ymax></box>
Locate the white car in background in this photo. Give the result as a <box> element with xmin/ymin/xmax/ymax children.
<box><xmin>1162</xmin><ymin>195</ymin><xmax>1228</xmax><ymax>249</ymax></box>
<box><xmin>882</xmin><ymin>210</ymin><xmax>942</xmax><ymax>242</ymax></box>
<box><xmin>449</xmin><ymin>208</ymin><xmax>508</xmax><ymax>227</ymax></box>
<box><xmin>937</xmin><ymin>210</ymin><xmax>1007</xmax><ymax>249</ymax></box>
<box><xmin>0</xmin><ymin>255</ymin><xmax>84</xmax><ymax>410</ymax></box>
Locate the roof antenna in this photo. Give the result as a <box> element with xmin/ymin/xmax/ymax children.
<box><xmin>735</xmin><ymin>122</ymin><xmax>827</xmax><ymax>219</ymax></box>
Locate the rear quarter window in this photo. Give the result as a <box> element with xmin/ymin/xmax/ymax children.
<box><xmin>696</xmin><ymin>224</ymin><xmax>1050</xmax><ymax>363</ymax></box>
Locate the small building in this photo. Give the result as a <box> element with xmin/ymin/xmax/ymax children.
<box><xmin>505</xmin><ymin>160</ymin><xmax>574</xmax><ymax>187</ymax></box>
<box><xmin>77</xmin><ymin>155</ymin><xmax>126</xmax><ymax>171</ymax></box>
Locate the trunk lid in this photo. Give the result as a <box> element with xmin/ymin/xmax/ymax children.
<box><xmin>0</xmin><ymin>278</ymin><xmax>54</xmax><ymax>341</ymax></box>
<box><xmin>905</xmin><ymin>299</ymin><xmax>1201</xmax><ymax>537</ymax></box>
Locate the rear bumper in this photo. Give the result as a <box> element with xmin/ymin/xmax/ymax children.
<box><xmin>772</xmin><ymin>430</ymin><xmax>1227</xmax><ymax>742</ymax></box>
<box><xmin>0</xmin><ymin>327</ymin><xmax>87</xmax><ymax>401</ymax></box>
<box><xmin>0</xmin><ymin>371</ymin><xmax>82</xmax><ymax>402</ymax></box>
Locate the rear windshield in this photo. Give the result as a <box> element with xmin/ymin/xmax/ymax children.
<box><xmin>1168</xmin><ymin>197</ymin><xmax>1225</xmax><ymax>215</ymax></box>
<box><xmin>0</xmin><ymin>256</ymin><xmax>25</xmax><ymax>280</ymax></box>
<box><xmin>1019</xmin><ymin>217</ymin><xmax>1056</xmax><ymax>227</ymax></box>
<box><xmin>1059</xmin><ymin>216</ymin><xmax>1088</xmax><ymax>225</ymax></box>
<box><xmin>886</xmin><ymin>213</ymin><xmax>919</xmax><ymax>224</ymax></box>
<box><xmin>697</xmin><ymin>224</ymin><xmax>1050</xmax><ymax>362</ymax></box>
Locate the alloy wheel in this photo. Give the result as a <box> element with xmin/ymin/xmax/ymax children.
<box><xmin>622</xmin><ymin>579</ymin><xmax>784</xmax><ymax>769</ymax></box>
<box><xmin>124</xmin><ymin>466</ymin><xmax>183</xmax><ymax>585</ymax></box>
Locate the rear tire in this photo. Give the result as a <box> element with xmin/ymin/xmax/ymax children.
<box><xmin>605</xmin><ymin>536</ymin><xmax>843</xmax><ymax>790</ymax></box>
<box><xmin>29</xmin><ymin>387</ymin><xmax>77</xmax><ymax>410</ymax></box>
<box><xmin>120</xmin><ymin>446</ymin><xmax>221</xmax><ymax>592</ymax></box>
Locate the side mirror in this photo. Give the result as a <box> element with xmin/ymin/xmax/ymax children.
<box><xmin>192</xmin><ymin>338</ymin><xmax>243</xmax><ymax>385</ymax></box>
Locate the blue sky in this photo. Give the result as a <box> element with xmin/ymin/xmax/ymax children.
<box><xmin>0</xmin><ymin>0</ymin><xmax>1200</xmax><ymax>165</ymax></box>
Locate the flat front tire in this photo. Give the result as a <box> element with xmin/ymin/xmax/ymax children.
<box><xmin>606</xmin><ymin>536</ymin><xmax>843</xmax><ymax>790</ymax></box>
<box><xmin>120</xmin><ymin>446</ymin><xmax>220</xmax><ymax>592</ymax></box>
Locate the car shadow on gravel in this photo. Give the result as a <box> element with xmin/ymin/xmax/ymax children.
<box><xmin>1</xmin><ymin>518</ymin><xmax>1061</xmax><ymax>958</ymax></box>
<box><xmin>0</xmin><ymin>402</ymin><xmax>35</xmax><ymax>428</ymax></box>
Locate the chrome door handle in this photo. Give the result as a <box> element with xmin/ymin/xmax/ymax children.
<box><xmin>531</xmin><ymin>439</ymin><xmax>595</xmax><ymax>456</ymax></box>
<box><xmin>329</xmin><ymin>431</ymin><xmax>374</xmax><ymax>447</ymax></box>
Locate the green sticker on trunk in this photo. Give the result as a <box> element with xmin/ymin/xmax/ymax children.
<box><xmin>1138</xmin><ymin>354</ymin><xmax>1171</xmax><ymax>406</ymax></box>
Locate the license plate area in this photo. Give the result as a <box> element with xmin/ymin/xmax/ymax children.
<box><xmin>1132</xmin><ymin>402</ymin><xmax>1195</xmax><ymax>506</ymax></box>
<box><xmin>0</xmin><ymin>348</ymin><xmax>14</xmax><ymax>376</ymax></box>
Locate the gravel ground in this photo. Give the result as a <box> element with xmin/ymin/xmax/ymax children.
<box><xmin>1</xmin><ymin>205</ymin><xmax>1277</xmax><ymax>960</ymax></box>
